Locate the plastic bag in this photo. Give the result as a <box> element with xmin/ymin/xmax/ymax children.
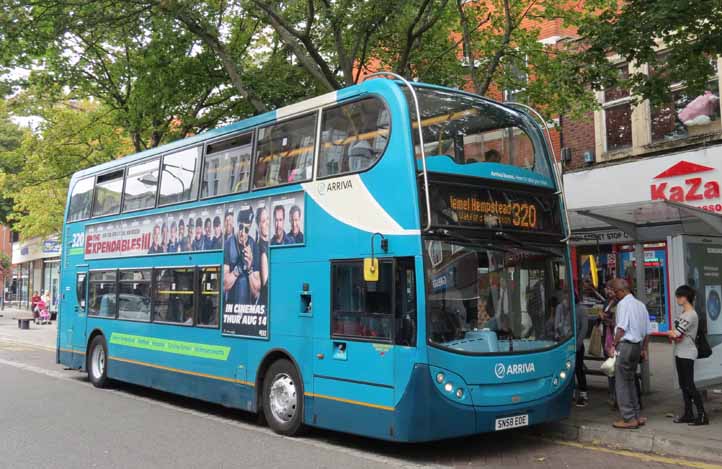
<box><xmin>600</xmin><ymin>356</ymin><xmax>616</xmax><ymax>377</ymax></box>
<box><xmin>588</xmin><ymin>324</ymin><xmax>603</xmax><ymax>357</ymax></box>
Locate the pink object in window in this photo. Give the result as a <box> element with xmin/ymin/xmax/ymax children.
<box><xmin>678</xmin><ymin>91</ymin><xmax>720</xmax><ymax>125</ymax></box>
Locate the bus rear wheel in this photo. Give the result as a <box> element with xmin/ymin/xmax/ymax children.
<box><xmin>87</xmin><ymin>335</ymin><xmax>110</xmax><ymax>388</ymax></box>
<box><xmin>262</xmin><ymin>359</ymin><xmax>304</xmax><ymax>436</ymax></box>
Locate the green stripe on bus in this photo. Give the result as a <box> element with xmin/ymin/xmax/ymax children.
<box><xmin>69</xmin><ymin>247</ymin><xmax>84</xmax><ymax>256</ymax></box>
<box><xmin>109</xmin><ymin>333</ymin><xmax>230</xmax><ymax>361</ymax></box>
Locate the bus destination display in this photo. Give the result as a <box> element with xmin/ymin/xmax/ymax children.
<box><xmin>428</xmin><ymin>182</ymin><xmax>561</xmax><ymax>234</ymax></box>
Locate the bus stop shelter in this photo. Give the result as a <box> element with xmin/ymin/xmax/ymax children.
<box><xmin>568</xmin><ymin>200</ymin><xmax>722</xmax><ymax>393</ymax></box>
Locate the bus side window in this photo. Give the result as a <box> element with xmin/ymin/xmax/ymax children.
<box><xmin>76</xmin><ymin>272</ymin><xmax>87</xmax><ymax>309</ymax></box>
<box><xmin>253</xmin><ymin>113</ymin><xmax>316</xmax><ymax>188</ymax></box>
<box><xmin>394</xmin><ymin>258</ymin><xmax>417</xmax><ymax>346</ymax></box>
<box><xmin>68</xmin><ymin>177</ymin><xmax>94</xmax><ymax>222</ymax></box>
<box><xmin>331</xmin><ymin>261</ymin><xmax>393</xmax><ymax>341</ymax></box>
<box><xmin>197</xmin><ymin>266</ymin><xmax>220</xmax><ymax>327</ymax></box>
<box><xmin>318</xmin><ymin>98</ymin><xmax>389</xmax><ymax>178</ymax></box>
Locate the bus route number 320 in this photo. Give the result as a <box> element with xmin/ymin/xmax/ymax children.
<box><xmin>494</xmin><ymin>414</ymin><xmax>529</xmax><ymax>431</ymax></box>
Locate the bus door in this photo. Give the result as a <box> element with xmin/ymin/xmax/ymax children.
<box><xmin>69</xmin><ymin>269</ymin><xmax>88</xmax><ymax>368</ymax></box>
<box><xmin>313</xmin><ymin>258</ymin><xmax>416</xmax><ymax>435</ymax></box>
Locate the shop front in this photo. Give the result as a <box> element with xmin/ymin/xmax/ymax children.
<box><xmin>11</xmin><ymin>235</ymin><xmax>61</xmax><ymax>315</ymax></box>
<box><xmin>564</xmin><ymin>145</ymin><xmax>722</xmax><ymax>389</ymax></box>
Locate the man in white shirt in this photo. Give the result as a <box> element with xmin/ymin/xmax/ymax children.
<box><xmin>610</xmin><ymin>278</ymin><xmax>652</xmax><ymax>429</ymax></box>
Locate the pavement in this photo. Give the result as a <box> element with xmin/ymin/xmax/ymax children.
<box><xmin>1</xmin><ymin>307</ymin><xmax>721</xmax><ymax>466</ymax></box>
<box><xmin>537</xmin><ymin>338</ymin><xmax>722</xmax><ymax>463</ymax></box>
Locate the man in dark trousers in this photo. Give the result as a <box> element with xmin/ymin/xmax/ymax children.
<box><xmin>610</xmin><ymin>278</ymin><xmax>651</xmax><ymax>429</ymax></box>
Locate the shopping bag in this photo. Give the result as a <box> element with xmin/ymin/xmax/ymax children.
<box><xmin>588</xmin><ymin>323</ymin><xmax>603</xmax><ymax>357</ymax></box>
<box><xmin>600</xmin><ymin>356</ymin><xmax>616</xmax><ymax>377</ymax></box>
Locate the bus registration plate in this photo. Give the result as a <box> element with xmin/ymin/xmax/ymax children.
<box><xmin>494</xmin><ymin>414</ymin><xmax>528</xmax><ymax>431</ymax></box>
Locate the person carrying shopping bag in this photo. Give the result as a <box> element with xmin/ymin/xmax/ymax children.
<box><xmin>668</xmin><ymin>285</ymin><xmax>709</xmax><ymax>426</ymax></box>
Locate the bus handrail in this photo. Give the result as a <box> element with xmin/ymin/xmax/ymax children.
<box><xmin>503</xmin><ymin>101</ymin><xmax>572</xmax><ymax>243</ymax></box>
<box><xmin>362</xmin><ymin>72</ymin><xmax>432</xmax><ymax>232</ymax></box>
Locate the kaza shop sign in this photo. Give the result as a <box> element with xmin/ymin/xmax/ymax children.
<box><xmin>650</xmin><ymin>160</ymin><xmax>722</xmax><ymax>211</ymax></box>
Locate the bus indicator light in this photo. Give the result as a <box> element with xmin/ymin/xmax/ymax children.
<box><xmin>436</xmin><ymin>372</ymin><xmax>445</xmax><ymax>384</ymax></box>
<box><xmin>444</xmin><ymin>382</ymin><xmax>454</xmax><ymax>393</ymax></box>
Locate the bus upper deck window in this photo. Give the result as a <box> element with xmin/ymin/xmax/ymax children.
<box><xmin>123</xmin><ymin>159</ymin><xmax>159</xmax><ymax>212</ymax></box>
<box><xmin>68</xmin><ymin>177</ymin><xmax>94</xmax><ymax>222</ymax></box>
<box><xmin>201</xmin><ymin>133</ymin><xmax>253</xmax><ymax>198</ymax></box>
<box><xmin>159</xmin><ymin>146</ymin><xmax>200</xmax><ymax>206</ymax></box>
<box><xmin>253</xmin><ymin>113</ymin><xmax>316</xmax><ymax>189</ymax></box>
<box><xmin>92</xmin><ymin>170</ymin><xmax>124</xmax><ymax>218</ymax></box>
<box><xmin>318</xmin><ymin>98</ymin><xmax>389</xmax><ymax>178</ymax></box>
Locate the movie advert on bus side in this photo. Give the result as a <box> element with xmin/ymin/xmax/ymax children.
<box><xmin>221</xmin><ymin>192</ymin><xmax>305</xmax><ymax>338</ymax></box>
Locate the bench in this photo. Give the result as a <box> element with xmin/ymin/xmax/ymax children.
<box><xmin>13</xmin><ymin>314</ymin><xmax>35</xmax><ymax>330</ymax></box>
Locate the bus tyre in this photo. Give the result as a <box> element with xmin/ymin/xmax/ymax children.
<box><xmin>262</xmin><ymin>359</ymin><xmax>304</xmax><ymax>436</ymax></box>
<box><xmin>87</xmin><ymin>335</ymin><xmax>109</xmax><ymax>388</ymax></box>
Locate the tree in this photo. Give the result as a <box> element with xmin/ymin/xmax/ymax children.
<box><xmin>577</xmin><ymin>0</ymin><xmax>722</xmax><ymax>105</ymax></box>
<box><xmin>0</xmin><ymin>98</ymin><xmax>133</xmax><ymax>238</ymax></box>
<box><xmin>0</xmin><ymin>102</ymin><xmax>27</xmax><ymax>225</ymax></box>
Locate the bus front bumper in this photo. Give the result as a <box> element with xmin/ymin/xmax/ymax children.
<box><xmin>393</xmin><ymin>363</ymin><xmax>573</xmax><ymax>442</ymax></box>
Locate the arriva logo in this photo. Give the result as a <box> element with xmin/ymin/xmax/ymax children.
<box><xmin>494</xmin><ymin>362</ymin><xmax>536</xmax><ymax>379</ymax></box>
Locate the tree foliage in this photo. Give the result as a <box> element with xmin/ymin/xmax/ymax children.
<box><xmin>0</xmin><ymin>98</ymin><xmax>133</xmax><ymax>238</ymax></box>
<box><xmin>577</xmin><ymin>0</ymin><xmax>722</xmax><ymax>105</ymax></box>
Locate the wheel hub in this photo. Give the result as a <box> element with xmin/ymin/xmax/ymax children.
<box><xmin>269</xmin><ymin>373</ymin><xmax>297</xmax><ymax>423</ymax></box>
<box><xmin>92</xmin><ymin>345</ymin><xmax>105</xmax><ymax>379</ymax></box>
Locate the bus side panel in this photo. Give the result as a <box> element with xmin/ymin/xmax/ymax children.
<box><xmin>101</xmin><ymin>319</ymin><xmax>253</xmax><ymax>411</ymax></box>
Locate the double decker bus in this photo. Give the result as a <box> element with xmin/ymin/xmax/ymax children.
<box><xmin>57</xmin><ymin>74</ymin><xmax>575</xmax><ymax>442</ymax></box>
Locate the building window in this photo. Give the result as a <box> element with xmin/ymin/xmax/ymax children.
<box><xmin>117</xmin><ymin>270</ymin><xmax>151</xmax><ymax>321</ymax></box>
<box><xmin>68</xmin><ymin>177</ymin><xmax>94</xmax><ymax>222</ymax></box>
<box><xmin>88</xmin><ymin>270</ymin><xmax>117</xmax><ymax>318</ymax></box>
<box><xmin>253</xmin><ymin>113</ymin><xmax>316</xmax><ymax>188</ymax></box>
<box><xmin>318</xmin><ymin>98</ymin><xmax>389</xmax><ymax>178</ymax></box>
<box><xmin>201</xmin><ymin>133</ymin><xmax>253</xmax><ymax>198</ymax></box>
<box><xmin>331</xmin><ymin>260</ymin><xmax>393</xmax><ymax>341</ymax></box>
<box><xmin>602</xmin><ymin>63</ymin><xmax>633</xmax><ymax>152</ymax></box>
<box><xmin>92</xmin><ymin>170</ymin><xmax>124</xmax><ymax>218</ymax></box>
<box><xmin>650</xmin><ymin>54</ymin><xmax>720</xmax><ymax>142</ymax></box>
<box><xmin>197</xmin><ymin>266</ymin><xmax>220</xmax><ymax>327</ymax></box>
<box><xmin>158</xmin><ymin>147</ymin><xmax>200</xmax><ymax>206</ymax></box>
<box><xmin>123</xmin><ymin>159</ymin><xmax>159</xmax><ymax>212</ymax></box>
<box><xmin>153</xmin><ymin>268</ymin><xmax>194</xmax><ymax>324</ymax></box>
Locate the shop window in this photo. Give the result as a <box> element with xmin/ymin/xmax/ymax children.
<box><xmin>602</xmin><ymin>63</ymin><xmax>633</xmax><ymax>152</ymax></box>
<box><xmin>197</xmin><ymin>266</ymin><xmax>220</xmax><ymax>327</ymax></box>
<box><xmin>123</xmin><ymin>159</ymin><xmax>159</xmax><ymax>212</ymax></box>
<box><xmin>88</xmin><ymin>270</ymin><xmax>117</xmax><ymax>318</ymax></box>
<box><xmin>318</xmin><ymin>98</ymin><xmax>389</xmax><ymax>177</ymax></box>
<box><xmin>153</xmin><ymin>268</ymin><xmax>194</xmax><ymax>324</ymax></box>
<box><xmin>118</xmin><ymin>270</ymin><xmax>151</xmax><ymax>321</ymax></box>
<box><xmin>201</xmin><ymin>133</ymin><xmax>253</xmax><ymax>198</ymax></box>
<box><xmin>68</xmin><ymin>177</ymin><xmax>94</xmax><ymax>222</ymax></box>
<box><xmin>92</xmin><ymin>170</ymin><xmax>124</xmax><ymax>218</ymax></box>
<box><xmin>331</xmin><ymin>261</ymin><xmax>393</xmax><ymax>341</ymax></box>
<box><xmin>158</xmin><ymin>147</ymin><xmax>200</xmax><ymax>206</ymax></box>
<box><xmin>253</xmin><ymin>113</ymin><xmax>316</xmax><ymax>188</ymax></box>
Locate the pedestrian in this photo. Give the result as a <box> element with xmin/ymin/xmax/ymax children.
<box><xmin>31</xmin><ymin>290</ymin><xmax>41</xmax><ymax>324</ymax></box>
<box><xmin>575</xmin><ymin>291</ymin><xmax>590</xmax><ymax>407</ymax></box>
<box><xmin>610</xmin><ymin>278</ymin><xmax>651</xmax><ymax>429</ymax></box>
<box><xmin>601</xmin><ymin>280</ymin><xmax>618</xmax><ymax>408</ymax></box>
<box><xmin>668</xmin><ymin>285</ymin><xmax>709</xmax><ymax>426</ymax></box>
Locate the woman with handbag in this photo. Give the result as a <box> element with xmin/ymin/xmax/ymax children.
<box><xmin>668</xmin><ymin>285</ymin><xmax>709</xmax><ymax>426</ymax></box>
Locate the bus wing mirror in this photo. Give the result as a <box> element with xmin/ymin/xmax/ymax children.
<box><xmin>363</xmin><ymin>258</ymin><xmax>379</xmax><ymax>282</ymax></box>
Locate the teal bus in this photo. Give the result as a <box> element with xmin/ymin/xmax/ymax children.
<box><xmin>57</xmin><ymin>74</ymin><xmax>576</xmax><ymax>441</ymax></box>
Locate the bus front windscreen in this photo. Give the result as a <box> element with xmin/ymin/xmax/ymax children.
<box><xmin>424</xmin><ymin>239</ymin><xmax>572</xmax><ymax>355</ymax></box>
<box><xmin>405</xmin><ymin>87</ymin><xmax>552</xmax><ymax>180</ymax></box>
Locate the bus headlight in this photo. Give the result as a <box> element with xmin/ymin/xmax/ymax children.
<box><xmin>456</xmin><ymin>388</ymin><xmax>464</xmax><ymax>399</ymax></box>
<box><xmin>559</xmin><ymin>371</ymin><xmax>567</xmax><ymax>380</ymax></box>
<box><xmin>436</xmin><ymin>372</ymin><xmax>445</xmax><ymax>384</ymax></box>
<box><xmin>565</xmin><ymin>360</ymin><xmax>572</xmax><ymax>370</ymax></box>
<box><xmin>444</xmin><ymin>382</ymin><xmax>454</xmax><ymax>393</ymax></box>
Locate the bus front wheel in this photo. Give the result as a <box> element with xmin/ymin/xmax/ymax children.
<box><xmin>87</xmin><ymin>335</ymin><xmax>109</xmax><ymax>388</ymax></box>
<box><xmin>262</xmin><ymin>359</ymin><xmax>304</xmax><ymax>436</ymax></box>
